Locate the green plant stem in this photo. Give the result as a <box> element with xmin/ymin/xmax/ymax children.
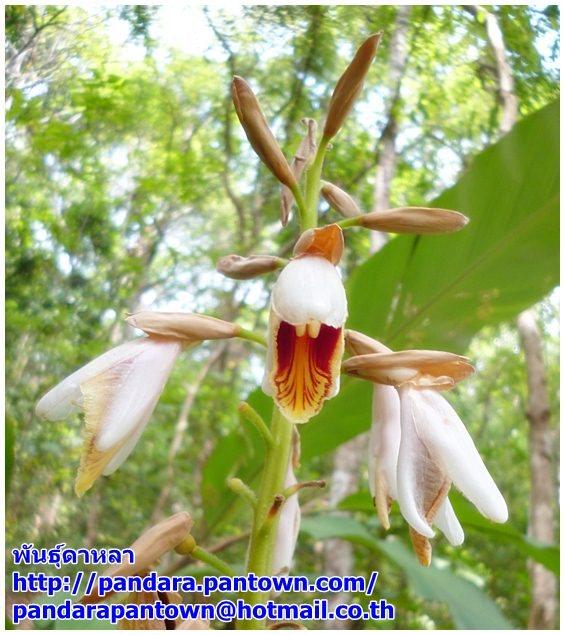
<box><xmin>239</xmin><ymin>402</ymin><xmax>273</xmax><ymax>446</ymax></box>
<box><xmin>191</xmin><ymin>546</ymin><xmax>236</xmax><ymax>577</ymax></box>
<box><xmin>237</xmin><ymin>328</ymin><xmax>267</xmax><ymax>347</ymax></box>
<box><xmin>304</xmin><ymin>136</ymin><xmax>330</xmax><ymax>229</ymax></box>
<box><xmin>237</xmin><ymin>406</ymin><xmax>294</xmax><ymax>630</ymax></box>
<box><xmin>290</xmin><ymin>183</ymin><xmax>309</xmax><ymax>226</ymax></box>
<box><xmin>228</xmin><ymin>477</ymin><xmax>258</xmax><ymax>510</ymax></box>
<box><xmin>336</xmin><ymin>216</ymin><xmax>360</xmax><ymax>228</ymax></box>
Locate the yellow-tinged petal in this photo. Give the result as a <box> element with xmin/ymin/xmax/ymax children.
<box><xmin>74</xmin><ymin>338</ymin><xmax>181</xmax><ymax>496</ymax></box>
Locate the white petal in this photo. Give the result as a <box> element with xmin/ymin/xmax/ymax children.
<box><xmin>272</xmin><ymin>463</ymin><xmax>301</xmax><ymax>578</ymax></box>
<box><xmin>396</xmin><ymin>389</ymin><xmax>435</xmax><ymax>539</ymax></box>
<box><xmin>93</xmin><ymin>338</ymin><xmax>181</xmax><ymax>451</ymax></box>
<box><xmin>35</xmin><ymin>341</ymin><xmax>145</xmax><ymax>421</ymax></box>
<box><xmin>412</xmin><ymin>389</ymin><xmax>508</xmax><ymax>524</ymax></box>
<box><xmin>102</xmin><ymin>420</ymin><xmax>147</xmax><ymax>475</ymax></box>
<box><xmin>261</xmin><ymin>310</ymin><xmax>277</xmax><ymax>396</ymax></box>
<box><xmin>434</xmin><ymin>498</ymin><xmax>464</xmax><ymax>546</ymax></box>
<box><xmin>369</xmin><ymin>384</ymin><xmax>401</xmax><ymax>501</ymax></box>
<box><xmin>271</xmin><ymin>256</ymin><xmax>347</xmax><ymax>328</ymax></box>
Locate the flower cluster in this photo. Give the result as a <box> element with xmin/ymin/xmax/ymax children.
<box><xmin>35</xmin><ymin>32</ymin><xmax>507</xmax><ymax>596</ymax></box>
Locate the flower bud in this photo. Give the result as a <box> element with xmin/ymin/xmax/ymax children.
<box><xmin>321</xmin><ymin>181</ymin><xmax>361</xmax><ymax>218</ymax></box>
<box><xmin>357</xmin><ymin>207</ymin><xmax>469</xmax><ymax>234</ymax></box>
<box><xmin>343</xmin><ymin>349</ymin><xmax>474</xmax><ymax>389</ymax></box>
<box><xmin>323</xmin><ymin>33</ymin><xmax>381</xmax><ymax>139</ymax></box>
<box><xmin>82</xmin><ymin>512</ymin><xmax>193</xmax><ymax>604</ymax></box>
<box><xmin>232</xmin><ymin>76</ymin><xmax>297</xmax><ymax>188</ymax></box>
<box><xmin>293</xmin><ymin>224</ymin><xmax>344</xmax><ymax>265</ymax></box>
<box><xmin>126</xmin><ymin>311</ymin><xmax>240</xmax><ymax>342</ymax></box>
<box><xmin>345</xmin><ymin>330</ymin><xmax>391</xmax><ymax>356</ymax></box>
<box><xmin>216</xmin><ymin>254</ymin><xmax>286</xmax><ymax>280</ymax></box>
<box><xmin>281</xmin><ymin>118</ymin><xmax>318</xmax><ymax>226</ymax></box>
<box><xmin>178</xmin><ymin>618</ymin><xmax>210</xmax><ymax>630</ymax></box>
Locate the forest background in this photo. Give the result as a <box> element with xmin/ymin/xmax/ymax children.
<box><xmin>5</xmin><ymin>4</ymin><xmax>560</xmax><ymax>630</ymax></box>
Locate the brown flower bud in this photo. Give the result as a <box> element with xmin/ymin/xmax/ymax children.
<box><xmin>357</xmin><ymin>207</ymin><xmax>469</xmax><ymax>234</ymax></box>
<box><xmin>178</xmin><ymin>618</ymin><xmax>210</xmax><ymax>630</ymax></box>
<box><xmin>232</xmin><ymin>76</ymin><xmax>297</xmax><ymax>188</ymax></box>
<box><xmin>323</xmin><ymin>33</ymin><xmax>381</xmax><ymax>139</ymax></box>
<box><xmin>344</xmin><ymin>329</ymin><xmax>391</xmax><ymax>356</ymax></box>
<box><xmin>82</xmin><ymin>512</ymin><xmax>193</xmax><ymax>604</ymax></box>
<box><xmin>126</xmin><ymin>311</ymin><xmax>240</xmax><ymax>342</ymax></box>
<box><xmin>343</xmin><ymin>349</ymin><xmax>474</xmax><ymax>389</ymax></box>
<box><xmin>321</xmin><ymin>181</ymin><xmax>361</xmax><ymax>218</ymax></box>
<box><xmin>118</xmin><ymin>590</ymin><xmax>166</xmax><ymax>629</ymax></box>
<box><xmin>293</xmin><ymin>224</ymin><xmax>344</xmax><ymax>265</ymax></box>
<box><xmin>216</xmin><ymin>254</ymin><xmax>286</xmax><ymax>280</ymax></box>
<box><xmin>281</xmin><ymin>118</ymin><xmax>318</xmax><ymax>226</ymax></box>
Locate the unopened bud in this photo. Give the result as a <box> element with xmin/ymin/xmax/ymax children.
<box><xmin>126</xmin><ymin>311</ymin><xmax>240</xmax><ymax>342</ymax></box>
<box><xmin>281</xmin><ymin>118</ymin><xmax>318</xmax><ymax>226</ymax></box>
<box><xmin>345</xmin><ymin>329</ymin><xmax>392</xmax><ymax>356</ymax></box>
<box><xmin>232</xmin><ymin>76</ymin><xmax>297</xmax><ymax>188</ymax></box>
<box><xmin>323</xmin><ymin>33</ymin><xmax>381</xmax><ymax>140</ymax></box>
<box><xmin>293</xmin><ymin>224</ymin><xmax>344</xmax><ymax>265</ymax></box>
<box><xmin>342</xmin><ymin>350</ymin><xmax>474</xmax><ymax>389</ymax></box>
<box><xmin>321</xmin><ymin>181</ymin><xmax>361</xmax><ymax>218</ymax></box>
<box><xmin>82</xmin><ymin>512</ymin><xmax>193</xmax><ymax>604</ymax></box>
<box><xmin>357</xmin><ymin>207</ymin><xmax>469</xmax><ymax>234</ymax></box>
<box><xmin>217</xmin><ymin>254</ymin><xmax>286</xmax><ymax>280</ymax></box>
<box><xmin>178</xmin><ymin>618</ymin><xmax>210</xmax><ymax>630</ymax></box>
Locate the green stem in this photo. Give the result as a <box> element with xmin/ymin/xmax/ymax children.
<box><xmin>191</xmin><ymin>546</ymin><xmax>236</xmax><ymax>577</ymax></box>
<box><xmin>336</xmin><ymin>216</ymin><xmax>360</xmax><ymax>228</ymax></box>
<box><xmin>304</xmin><ymin>136</ymin><xmax>330</xmax><ymax>229</ymax></box>
<box><xmin>228</xmin><ymin>477</ymin><xmax>258</xmax><ymax>510</ymax></box>
<box><xmin>239</xmin><ymin>402</ymin><xmax>273</xmax><ymax>446</ymax></box>
<box><xmin>237</xmin><ymin>328</ymin><xmax>267</xmax><ymax>347</ymax></box>
<box><xmin>237</xmin><ymin>406</ymin><xmax>294</xmax><ymax>630</ymax></box>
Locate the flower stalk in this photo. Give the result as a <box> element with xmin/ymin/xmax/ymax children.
<box><xmin>238</xmin><ymin>407</ymin><xmax>294</xmax><ymax>629</ymax></box>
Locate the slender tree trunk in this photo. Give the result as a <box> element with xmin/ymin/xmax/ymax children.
<box><xmin>323</xmin><ymin>9</ymin><xmax>411</xmax><ymax>628</ymax></box>
<box><xmin>518</xmin><ymin>311</ymin><xmax>557</xmax><ymax>629</ymax></box>
<box><xmin>478</xmin><ymin>7</ymin><xmax>556</xmax><ymax>627</ymax></box>
<box><xmin>371</xmin><ymin>4</ymin><xmax>411</xmax><ymax>251</ymax></box>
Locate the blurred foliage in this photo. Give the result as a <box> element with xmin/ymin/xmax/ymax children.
<box><xmin>5</xmin><ymin>5</ymin><xmax>560</xmax><ymax>630</ymax></box>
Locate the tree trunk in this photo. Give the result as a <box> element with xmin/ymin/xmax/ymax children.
<box><xmin>371</xmin><ymin>4</ymin><xmax>411</xmax><ymax>251</ymax></box>
<box><xmin>478</xmin><ymin>7</ymin><xmax>556</xmax><ymax>627</ymax></box>
<box><xmin>517</xmin><ymin>311</ymin><xmax>557</xmax><ymax>629</ymax></box>
<box><xmin>323</xmin><ymin>8</ymin><xmax>411</xmax><ymax>628</ymax></box>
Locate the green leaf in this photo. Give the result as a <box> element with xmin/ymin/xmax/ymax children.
<box><xmin>301</xmin><ymin>515</ymin><xmax>514</xmax><ymax>629</ymax></box>
<box><xmin>302</xmin><ymin>99</ymin><xmax>559</xmax><ymax>458</ymax></box>
<box><xmin>449</xmin><ymin>492</ymin><xmax>560</xmax><ymax>575</ymax></box>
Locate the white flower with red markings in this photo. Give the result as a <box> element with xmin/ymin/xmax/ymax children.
<box><xmin>262</xmin><ymin>225</ymin><xmax>347</xmax><ymax>423</ymax></box>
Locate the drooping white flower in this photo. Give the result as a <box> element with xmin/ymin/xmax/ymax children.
<box><xmin>369</xmin><ymin>384</ymin><xmax>464</xmax><ymax>547</ymax></box>
<box><xmin>397</xmin><ymin>386</ymin><xmax>508</xmax><ymax>537</ymax></box>
<box><xmin>263</xmin><ymin>225</ymin><xmax>348</xmax><ymax>423</ymax></box>
<box><xmin>346</xmin><ymin>329</ymin><xmax>506</xmax><ymax>565</ymax></box>
<box><xmin>36</xmin><ymin>337</ymin><xmax>182</xmax><ymax>496</ymax></box>
<box><xmin>272</xmin><ymin>461</ymin><xmax>301</xmax><ymax>578</ymax></box>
